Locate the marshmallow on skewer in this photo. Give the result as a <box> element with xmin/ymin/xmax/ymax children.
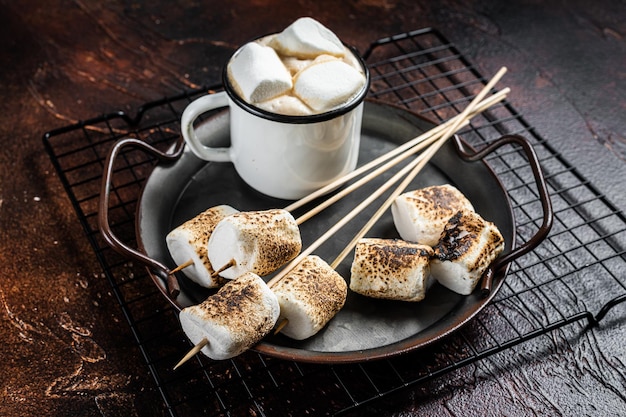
<box><xmin>272</xmin><ymin>255</ymin><xmax>347</xmax><ymax>340</ymax></box>
<box><xmin>431</xmin><ymin>210</ymin><xmax>505</xmax><ymax>295</ymax></box>
<box><xmin>391</xmin><ymin>184</ymin><xmax>475</xmax><ymax>247</ymax></box>
<box><xmin>350</xmin><ymin>238</ymin><xmax>434</xmax><ymax>302</ymax></box>
<box><xmin>166</xmin><ymin>205</ymin><xmax>239</xmax><ymax>288</ymax></box>
<box><xmin>270</xmin><ymin>17</ymin><xmax>345</xmax><ymax>58</ymax></box>
<box><xmin>178</xmin><ymin>272</ymin><xmax>280</xmax><ymax>360</ymax></box>
<box><xmin>227</xmin><ymin>42</ymin><xmax>292</xmax><ymax>103</ymax></box>
<box><xmin>208</xmin><ymin>209</ymin><xmax>302</xmax><ymax>279</ymax></box>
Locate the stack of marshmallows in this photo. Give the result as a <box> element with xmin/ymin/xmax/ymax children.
<box><xmin>227</xmin><ymin>17</ymin><xmax>367</xmax><ymax>116</ymax></box>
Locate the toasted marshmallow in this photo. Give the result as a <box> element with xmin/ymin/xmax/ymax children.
<box><xmin>431</xmin><ymin>211</ymin><xmax>505</xmax><ymax>295</ymax></box>
<box><xmin>272</xmin><ymin>255</ymin><xmax>347</xmax><ymax>340</ymax></box>
<box><xmin>350</xmin><ymin>238</ymin><xmax>434</xmax><ymax>302</ymax></box>
<box><xmin>179</xmin><ymin>272</ymin><xmax>280</xmax><ymax>360</ymax></box>
<box><xmin>227</xmin><ymin>42</ymin><xmax>292</xmax><ymax>103</ymax></box>
<box><xmin>271</xmin><ymin>17</ymin><xmax>345</xmax><ymax>58</ymax></box>
<box><xmin>294</xmin><ymin>59</ymin><xmax>366</xmax><ymax>112</ymax></box>
<box><xmin>391</xmin><ymin>184</ymin><xmax>475</xmax><ymax>247</ymax></box>
<box><xmin>166</xmin><ymin>205</ymin><xmax>239</xmax><ymax>288</ymax></box>
<box><xmin>207</xmin><ymin>209</ymin><xmax>302</xmax><ymax>279</ymax></box>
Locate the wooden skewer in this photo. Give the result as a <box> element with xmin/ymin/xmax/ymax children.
<box><xmin>169</xmin><ymin>257</ymin><xmax>235</xmax><ymax>275</ymax></box>
<box><xmin>267</xmin><ymin>149</ymin><xmax>433</xmax><ymax>288</ymax></box>
<box><xmin>273</xmin><ymin>318</ymin><xmax>289</xmax><ymax>335</ymax></box>
<box><xmin>293</xmin><ymin>88</ymin><xmax>509</xmax><ymax>225</ymax></box>
<box><xmin>169</xmin><ymin>258</ymin><xmax>195</xmax><ymax>275</ymax></box>
<box><xmin>294</xmin><ymin>134</ymin><xmax>439</xmax><ymax>225</ymax></box>
<box><xmin>171</xmin><ymin>258</ymin><xmax>235</xmax><ymax>278</ymax></box>
<box><xmin>173</xmin><ymin>337</ymin><xmax>208</xmax><ymax>370</ymax></box>
<box><xmin>211</xmin><ymin>259</ymin><xmax>236</xmax><ymax>277</ymax></box>
<box><xmin>331</xmin><ymin>135</ymin><xmax>445</xmax><ymax>268</ymax></box>
<box><xmin>331</xmin><ymin>67</ymin><xmax>509</xmax><ymax>268</ymax></box>
<box><xmin>284</xmin><ymin>87</ymin><xmax>509</xmax><ymax>215</ymax></box>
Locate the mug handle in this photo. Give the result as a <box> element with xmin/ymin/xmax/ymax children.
<box><xmin>181</xmin><ymin>91</ymin><xmax>232</xmax><ymax>162</ymax></box>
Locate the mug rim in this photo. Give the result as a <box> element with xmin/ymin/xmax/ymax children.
<box><xmin>222</xmin><ymin>37</ymin><xmax>370</xmax><ymax>124</ymax></box>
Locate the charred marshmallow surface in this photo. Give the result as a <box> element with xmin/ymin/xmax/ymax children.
<box><xmin>166</xmin><ymin>205</ymin><xmax>239</xmax><ymax>288</ymax></box>
<box><xmin>350</xmin><ymin>238</ymin><xmax>434</xmax><ymax>302</ymax></box>
<box><xmin>273</xmin><ymin>255</ymin><xmax>347</xmax><ymax>340</ymax></box>
<box><xmin>179</xmin><ymin>272</ymin><xmax>280</xmax><ymax>360</ymax></box>
<box><xmin>431</xmin><ymin>210</ymin><xmax>505</xmax><ymax>295</ymax></box>
<box><xmin>207</xmin><ymin>209</ymin><xmax>302</xmax><ymax>279</ymax></box>
<box><xmin>391</xmin><ymin>184</ymin><xmax>475</xmax><ymax>247</ymax></box>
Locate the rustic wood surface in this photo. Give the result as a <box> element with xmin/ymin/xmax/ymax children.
<box><xmin>1</xmin><ymin>1</ymin><xmax>624</xmax><ymax>416</ymax></box>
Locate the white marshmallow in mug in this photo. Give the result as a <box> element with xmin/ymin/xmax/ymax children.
<box><xmin>227</xmin><ymin>42</ymin><xmax>292</xmax><ymax>103</ymax></box>
<box><xmin>255</xmin><ymin>94</ymin><xmax>313</xmax><ymax>116</ymax></box>
<box><xmin>294</xmin><ymin>59</ymin><xmax>366</xmax><ymax>112</ymax></box>
<box><xmin>271</xmin><ymin>17</ymin><xmax>345</xmax><ymax>58</ymax></box>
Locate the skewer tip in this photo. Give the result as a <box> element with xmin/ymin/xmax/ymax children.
<box><xmin>211</xmin><ymin>259</ymin><xmax>236</xmax><ymax>277</ymax></box>
<box><xmin>273</xmin><ymin>318</ymin><xmax>289</xmax><ymax>335</ymax></box>
<box><xmin>173</xmin><ymin>337</ymin><xmax>209</xmax><ymax>370</ymax></box>
<box><xmin>169</xmin><ymin>258</ymin><xmax>194</xmax><ymax>275</ymax></box>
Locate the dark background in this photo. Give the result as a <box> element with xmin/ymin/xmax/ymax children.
<box><xmin>1</xmin><ymin>1</ymin><xmax>624</xmax><ymax>416</ymax></box>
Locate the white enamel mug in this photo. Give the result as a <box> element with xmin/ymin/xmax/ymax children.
<box><xmin>181</xmin><ymin>43</ymin><xmax>370</xmax><ymax>200</ymax></box>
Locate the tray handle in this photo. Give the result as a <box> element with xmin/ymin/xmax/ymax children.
<box><xmin>452</xmin><ymin>134</ymin><xmax>554</xmax><ymax>296</ymax></box>
<box><xmin>98</xmin><ymin>137</ymin><xmax>185</xmax><ymax>298</ymax></box>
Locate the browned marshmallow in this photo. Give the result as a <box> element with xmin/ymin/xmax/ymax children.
<box><xmin>391</xmin><ymin>184</ymin><xmax>475</xmax><ymax>246</ymax></box>
<box><xmin>431</xmin><ymin>211</ymin><xmax>505</xmax><ymax>295</ymax></box>
<box><xmin>179</xmin><ymin>272</ymin><xmax>279</xmax><ymax>360</ymax></box>
<box><xmin>207</xmin><ymin>209</ymin><xmax>302</xmax><ymax>279</ymax></box>
<box><xmin>272</xmin><ymin>255</ymin><xmax>347</xmax><ymax>340</ymax></box>
<box><xmin>166</xmin><ymin>205</ymin><xmax>239</xmax><ymax>288</ymax></box>
<box><xmin>350</xmin><ymin>238</ymin><xmax>434</xmax><ymax>302</ymax></box>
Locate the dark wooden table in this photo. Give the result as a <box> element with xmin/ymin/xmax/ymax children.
<box><xmin>1</xmin><ymin>1</ymin><xmax>624</xmax><ymax>416</ymax></box>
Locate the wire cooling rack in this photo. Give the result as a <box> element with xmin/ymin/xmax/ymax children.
<box><xmin>43</xmin><ymin>28</ymin><xmax>626</xmax><ymax>416</ymax></box>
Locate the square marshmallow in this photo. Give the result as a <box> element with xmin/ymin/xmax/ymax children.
<box><xmin>294</xmin><ymin>59</ymin><xmax>365</xmax><ymax>112</ymax></box>
<box><xmin>227</xmin><ymin>42</ymin><xmax>292</xmax><ymax>103</ymax></box>
<box><xmin>271</xmin><ymin>17</ymin><xmax>345</xmax><ymax>58</ymax></box>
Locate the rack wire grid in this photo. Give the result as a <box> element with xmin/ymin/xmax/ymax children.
<box><xmin>43</xmin><ymin>28</ymin><xmax>626</xmax><ymax>416</ymax></box>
